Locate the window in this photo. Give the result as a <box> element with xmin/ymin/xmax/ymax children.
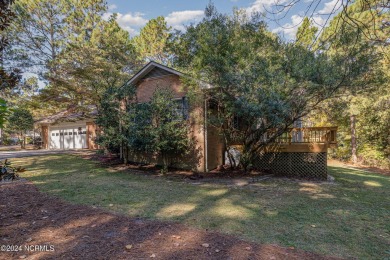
<box><xmin>64</xmin><ymin>132</ymin><xmax>68</xmax><ymax>135</ymax></box>
<box><xmin>69</xmin><ymin>132</ymin><xmax>73</xmax><ymax>135</ymax></box>
<box><xmin>56</xmin><ymin>133</ymin><xmax>59</xmax><ymax>136</ymax></box>
<box><xmin>73</xmin><ymin>132</ymin><xmax>77</xmax><ymax>135</ymax></box>
<box><xmin>174</xmin><ymin>97</ymin><xmax>189</xmax><ymax>120</ymax></box>
<box><xmin>52</xmin><ymin>133</ymin><xmax>55</xmax><ymax>136</ymax></box>
<box><xmin>60</xmin><ymin>133</ymin><xmax>63</xmax><ymax>136</ymax></box>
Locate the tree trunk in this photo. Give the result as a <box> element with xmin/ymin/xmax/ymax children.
<box><xmin>350</xmin><ymin>114</ymin><xmax>357</xmax><ymax>164</ymax></box>
<box><xmin>162</xmin><ymin>153</ymin><xmax>169</xmax><ymax>174</ymax></box>
<box><xmin>123</xmin><ymin>144</ymin><xmax>128</xmax><ymax>164</ymax></box>
<box><xmin>20</xmin><ymin>131</ymin><xmax>25</xmax><ymax>149</ymax></box>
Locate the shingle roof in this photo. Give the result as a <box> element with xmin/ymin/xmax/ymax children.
<box><xmin>35</xmin><ymin>105</ymin><xmax>98</xmax><ymax>125</ymax></box>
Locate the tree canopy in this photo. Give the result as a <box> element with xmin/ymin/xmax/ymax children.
<box><xmin>172</xmin><ymin>4</ymin><xmax>380</xmax><ymax>169</ymax></box>
<box><xmin>132</xmin><ymin>16</ymin><xmax>172</xmax><ymax>65</ymax></box>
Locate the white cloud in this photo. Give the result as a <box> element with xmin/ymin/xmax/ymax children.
<box><xmin>108</xmin><ymin>4</ymin><xmax>117</xmax><ymax>11</ymax></box>
<box><xmin>102</xmin><ymin>9</ymin><xmax>204</xmax><ymax>36</ymax></box>
<box><xmin>246</xmin><ymin>0</ymin><xmax>288</xmax><ymax>14</ymax></box>
<box><xmin>116</xmin><ymin>12</ymin><xmax>148</xmax><ymax>27</ymax></box>
<box><xmin>166</xmin><ymin>10</ymin><xmax>204</xmax><ymax>30</ymax></box>
<box><xmin>102</xmin><ymin>11</ymin><xmax>148</xmax><ymax>36</ymax></box>
<box><xmin>272</xmin><ymin>14</ymin><xmax>327</xmax><ymax>40</ymax></box>
<box><xmin>318</xmin><ymin>0</ymin><xmax>343</xmax><ymax>14</ymax></box>
<box><xmin>272</xmin><ymin>14</ymin><xmax>303</xmax><ymax>39</ymax></box>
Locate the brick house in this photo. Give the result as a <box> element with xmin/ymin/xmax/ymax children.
<box><xmin>122</xmin><ymin>62</ymin><xmax>338</xmax><ymax>178</ymax></box>
<box><xmin>36</xmin><ymin>61</ymin><xmax>225</xmax><ymax>172</ymax></box>
<box><xmin>38</xmin><ymin>61</ymin><xmax>337</xmax><ymax>178</ymax></box>
<box><xmin>122</xmin><ymin>61</ymin><xmax>224</xmax><ymax>172</ymax></box>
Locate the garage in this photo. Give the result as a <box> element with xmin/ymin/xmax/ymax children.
<box><xmin>35</xmin><ymin>107</ymin><xmax>99</xmax><ymax>150</ymax></box>
<box><xmin>49</xmin><ymin>125</ymin><xmax>87</xmax><ymax>149</ymax></box>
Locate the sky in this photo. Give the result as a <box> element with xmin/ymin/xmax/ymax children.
<box><xmin>105</xmin><ymin>0</ymin><xmax>343</xmax><ymax>40</ymax></box>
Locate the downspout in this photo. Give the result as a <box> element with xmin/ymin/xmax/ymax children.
<box><xmin>204</xmin><ymin>99</ymin><xmax>208</xmax><ymax>172</ymax></box>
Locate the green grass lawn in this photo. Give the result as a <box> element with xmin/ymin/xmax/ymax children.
<box><xmin>12</xmin><ymin>154</ymin><xmax>390</xmax><ymax>259</ymax></box>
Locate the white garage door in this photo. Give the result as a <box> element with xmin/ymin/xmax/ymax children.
<box><xmin>49</xmin><ymin>126</ymin><xmax>87</xmax><ymax>149</ymax></box>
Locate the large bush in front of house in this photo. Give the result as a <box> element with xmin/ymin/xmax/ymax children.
<box><xmin>127</xmin><ymin>87</ymin><xmax>191</xmax><ymax>173</ymax></box>
<box><xmin>96</xmin><ymin>85</ymin><xmax>191</xmax><ymax>172</ymax></box>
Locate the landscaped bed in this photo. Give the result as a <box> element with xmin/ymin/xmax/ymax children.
<box><xmin>2</xmin><ymin>154</ymin><xmax>389</xmax><ymax>259</ymax></box>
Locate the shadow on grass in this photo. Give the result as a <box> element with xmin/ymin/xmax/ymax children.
<box><xmin>1</xmin><ymin>182</ymin><xmax>333</xmax><ymax>260</ymax></box>
<box><xmin>9</xmin><ymin>154</ymin><xmax>390</xmax><ymax>259</ymax></box>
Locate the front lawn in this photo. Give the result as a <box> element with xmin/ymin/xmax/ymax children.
<box><xmin>13</xmin><ymin>154</ymin><xmax>390</xmax><ymax>259</ymax></box>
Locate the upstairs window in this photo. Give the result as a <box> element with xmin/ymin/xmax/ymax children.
<box><xmin>174</xmin><ymin>97</ymin><xmax>189</xmax><ymax>120</ymax></box>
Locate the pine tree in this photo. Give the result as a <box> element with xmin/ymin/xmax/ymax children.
<box><xmin>296</xmin><ymin>17</ymin><xmax>318</xmax><ymax>48</ymax></box>
<box><xmin>132</xmin><ymin>16</ymin><xmax>172</xmax><ymax>64</ymax></box>
<box><xmin>313</xmin><ymin>0</ymin><xmax>389</xmax><ymax>167</ymax></box>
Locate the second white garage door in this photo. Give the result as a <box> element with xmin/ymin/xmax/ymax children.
<box><xmin>49</xmin><ymin>126</ymin><xmax>87</xmax><ymax>149</ymax></box>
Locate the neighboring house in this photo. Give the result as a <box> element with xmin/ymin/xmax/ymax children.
<box><xmin>38</xmin><ymin>61</ymin><xmax>337</xmax><ymax>179</ymax></box>
<box><xmin>36</xmin><ymin>106</ymin><xmax>99</xmax><ymax>150</ymax></box>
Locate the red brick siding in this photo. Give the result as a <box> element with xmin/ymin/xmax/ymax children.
<box><xmin>125</xmin><ymin>75</ymin><xmax>207</xmax><ymax>172</ymax></box>
<box><xmin>136</xmin><ymin>75</ymin><xmax>186</xmax><ymax>103</ymax></box>
<box><xmin>87</xmin><ymin>122</ymin><xmax>99</xmax><ymax>150</ymax></box>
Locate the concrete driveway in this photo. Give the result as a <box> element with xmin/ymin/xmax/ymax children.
<box><xmin>0</xmin><ymin>149</ymin><xmax>88</xmax><ymax>160</ymax></box>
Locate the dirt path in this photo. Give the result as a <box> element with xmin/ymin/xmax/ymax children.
<box><xmin>0</xmin><ymin>181</ymin><xmax>341</xmax><ymax>260</ymax></box>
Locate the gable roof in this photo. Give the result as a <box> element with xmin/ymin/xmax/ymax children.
<box><xmin>124</xmin><ymin>61</ymin><xmax>213</xmax><ymax>89</ymax></box>
<box><xmin>126</xmin><ymin>61</ymin><xmax>183</xmax><ymax>86</ymax></box>
<box><xmin>35</xmin><ymin>105</ymin><xmax>98</xmax><ymax>125</ymax></box>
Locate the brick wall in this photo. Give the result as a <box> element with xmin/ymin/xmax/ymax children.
<box><xmin>126</xmin><ymin>75</ymin><xmax>207</xmax><ymax>172</ymax></box>
<box><xmin>86</xmin><ymin>122</ymin><xmax>99</xmax><ymax>150</ymax></box>
<box><xmin>136</xmin><ymin>75</ymin><xmax>186</xmax><ymax>102</ymax></box>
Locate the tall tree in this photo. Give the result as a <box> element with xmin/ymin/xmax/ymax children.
<box><xmin>8</xmin><ymin>108</ymin><xmax>34</xmax><ymax>148</ymax></box>
<box><xmin>312</xmin><ymin>0</ymin><xmax>389</xmax><ymax>167</ymax></box>
<box><xmin>49</xmin><ymin>14</ymin><xmax>137</xmax><ymax>107</ymax></box>
<box><xmin>173</xmin><ymin>4</ymin><xmax>378</xmax><ymax>170</ymax></box>
<box><xmin>132</xmin><ymin>16</ymin><xmax>172</xmax><ymax>64</ymax></box>
<box><xmin>296</xmin><ymin>17</ymin><xmax>318</xmax><ymax>48</ymax></box>
<box><xmin>10</xmin><ymin>0</ymin><xmax>136</xmax><ymax>109</ymax></box>
<box><xmin>0</xmin><ymin>0</ymin><xmax>21</xmax><ymax>127</ymax></box>
<box><xmin>10</xmin><ymin>0</ymin><xmax>67</xmax><ymax>79</ymax></box>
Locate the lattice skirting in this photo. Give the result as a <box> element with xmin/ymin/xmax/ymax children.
<box><xmin>253</xmin><ymin>152</ymin><xmax>327</xmax><ymax>179</ymax></box>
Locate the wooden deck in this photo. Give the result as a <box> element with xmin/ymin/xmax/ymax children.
<box><xmin>272</xmin><ymin>127</ymin><xmax>338</xmax><ymax>151</ymax></box>
<box><xmin>229</xmin><ymin>127</ymin><xmax>338</xmax><ymax>153</ymax></box>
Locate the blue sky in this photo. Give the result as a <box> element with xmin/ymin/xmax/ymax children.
<box><xmin>105</xmin><ymin>0</ymin><xmax>343</xmax><ymax>40</ymax></box>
